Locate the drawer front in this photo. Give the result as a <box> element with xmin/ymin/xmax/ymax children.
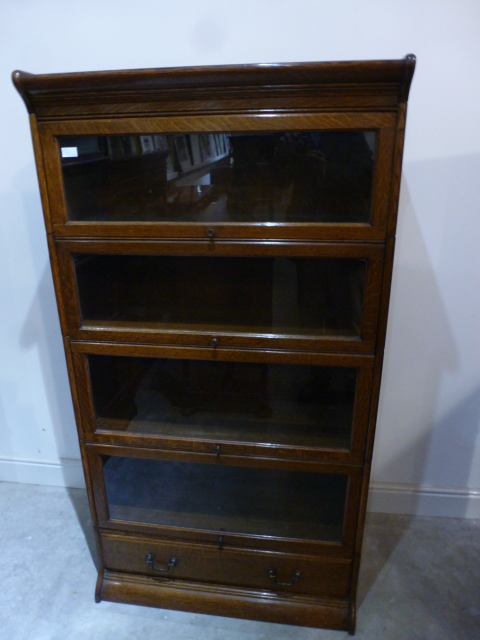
<box><xmin>40</xmin><ymin>114</ymin><xmax>396</xmax><ymax>242</ymax></box>
<box><xmin>54</xmin><ymin>239</ymin><xmax>384</xmax><ymax>354</ymax></box>
<box><xmin>71</xmin><ymin>341</ymin><xmax>373</xmax><ymax>464</ymax></box>
<box><xmin>101</xmin><ymin>531</ymin><xmax>352</xmax><ymax>599</ymax></box>
<box><xmin>87</xmin><ymin>443</ymin><xmax>362</xmax><ymax>557</ymax></box>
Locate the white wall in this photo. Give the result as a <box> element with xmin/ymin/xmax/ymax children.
<box><xmin>1</xmin><ymin>0</ymin><xmax>479</xmax><ymax>517</ymax></box>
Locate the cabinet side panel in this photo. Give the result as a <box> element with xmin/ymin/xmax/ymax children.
<box><xmin>51</xmin><ymin>239</ymin><xmax>82</xmax><ymax>331</ymax></box>
<box><xmin>364</xmin><ymin>351</ymin><xmax>386</xmax><ymax>467</ymax></box>
<box><xmin>79</xmin><ymin>440</ymin><xmax>106</xmax><ymax>603</ymax></box>
<box><xmin>387</xmin><ymin>103</ymin><xmax>408</xmax><ymax>237</ymax></box>
<box><xmin>29</xmin><ymin>115</ymin><xmax>53</xmax><ymax>233</ymax></box>
<box><xmin>62</xmin><ymin>338</ymin><xmax>105</xmax><ymax>583</ymax></box>
<box><xmin>375</xmin><ymin>236</ymin><xmax>396</xmax><ymax>354</ymax></box>
<box><xmin>38</xmin><ymin>129</ymin><xmax>69</xmax><ymax>226</ymax></box>
<box><xmin>350</xmin><ymin>364</ymin><xmax>374</xmax><ymax>457</ymax></box>
<box><xmin>348</xmin><ymin>207</ymin><xmax>397</xmax><ymax>610</ymax></box>
<box><xmin>348</xmin><ymin>458</ymin><xmax>374</xmax><ymax>632</ymax></box>
<box><xmin>46</xmin><ymin>233</ymin><xmax>70</xmax><ymax>336</ymax></box>
<box><xmin>348</xmin><ymin>346</ymin><xmax>385</xmax><ymax>628</ymax></box>
<box><xmin>62</xmin><ymin>336</ymin><xmax>85</xmax><ymax>440</ymax></box>
<box><xmin>371</xmin><ymin>127</ymin><xmax>395</xmax><ymax>231</ymax></box>
<box><xmin>86</xmin><ymin>445</ymin><xmax>111</xmax><ymax>527</ymax></box>
<box><xmin>349</xmin><ymin>207</ymin><xmax>399</xmax><ymax>612</ymax></box>
<box><xmin>71</xmin><ymin>351</ymin><xmax>96</xmax><ymax>440</ymax></box>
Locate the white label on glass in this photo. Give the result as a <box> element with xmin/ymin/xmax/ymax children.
<box><xmin>61</xmin><ymin>147</ymin><xmax>78</xmax><ymax>158</ymax></box>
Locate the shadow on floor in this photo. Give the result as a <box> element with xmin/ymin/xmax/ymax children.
<box><xmin>66</xmin><ymin>486</ymin><xmax>100</xmax><ymax>570</ymax></box>
<box><xmin>356</xmin><ymin>513</ymin><xmax>414</xmax><ymax>608</ymax></box>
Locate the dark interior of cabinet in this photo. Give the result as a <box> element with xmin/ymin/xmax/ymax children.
<box><xmin>59</xmin><ymin>131</ymin><xmax>375</xmax><ymax>224</ymax></box>
<box><xmin>74</xmin><ymin>255</ymin><xmax>366</xmax><ymax>339</ymax></box>
<box><xmin>102</xmin><ymin>455</ymin><xmax>348</xmax><ymax>542</ymax></box>
<box><xmin>89</xmin><ymin>355</ymin><xmax>357</xmax><ymax>450</ymax></box>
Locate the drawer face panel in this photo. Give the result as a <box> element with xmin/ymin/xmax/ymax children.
<box><xmin>56</xmin><ymin>241</ymin><xmax>384</xmax><ymax>353</ymax></box>
<box><xmin>58</xmin><ymin>131</ymin><xmax>375</xmax><ymax>225</ymax></box>
<box><xmin>102</xmin><ymin>455</ymin><xmax>348</xmax><ymax>544</ymax></box>
<box><xmin>101</xmin><ymin>531</ymin><xmax>352</xmax><ymax>599</ymax></box>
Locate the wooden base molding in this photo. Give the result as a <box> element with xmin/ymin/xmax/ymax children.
<box><xmin>99</xmin><ymin>570</ymin><xmax>351</xmax><ymax>632</ymax></box>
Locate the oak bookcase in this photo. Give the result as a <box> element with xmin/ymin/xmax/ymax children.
<box><xmin>13</xmin><ymin>56</ymin><xmax>415</xmax><ymax>634</ymax></box>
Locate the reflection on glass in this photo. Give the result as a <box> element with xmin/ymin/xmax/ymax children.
<box><xmin>103</xmin><ymin>456</ymin><xmax>347</xmax><ymax>541</ymax></box>
<box><xmin>59</xmin><ymin>132</ymin><xmax>375</xmax><ymax>223</ymax></box>
<box><xmin>75</xmin><ymin>255</ymin><xmax>366</xmax><ymax>339</ymax></box>
<box><xmin>89</xmin><ymin>355</ymin><xmax>357</xmax><ymax>450</ymax></box>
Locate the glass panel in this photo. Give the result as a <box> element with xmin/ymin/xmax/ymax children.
<box><xmin>103</xmin><ymin>456</ymin><xmax>347</xmax><ymax>542</ymax></box>
<box><xmin>89</xmin><ymin>355</ymin><xmax>357</xmax><ymax>450</ymax></box>
<box><xmin>59</xmin><ymin>132</ymin><xmax>375</xmax><ymax>224</ymax></box>
<box><xmin>75</xmin><ymin>255</ymin><xmax>366</xmax><ymax>339</ymax></box>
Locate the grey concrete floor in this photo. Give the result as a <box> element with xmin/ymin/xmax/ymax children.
<box><xmin>0</xmin><ymin>481</ymin><xmax>479</xmax><ymax>640</ymax></box>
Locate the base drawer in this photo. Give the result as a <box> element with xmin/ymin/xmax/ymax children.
<box><xmin>101</xmin><ymin>531</ymin><xmax>352</xmax><ymax>598</ymax></box>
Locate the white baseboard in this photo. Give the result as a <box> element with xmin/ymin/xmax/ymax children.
<box><xmin>368</xmin><ymin>481</ymin><xmax>480</xmax><ymax>519</ymax></box>
<box><xmin>1</xmin><ymin>455</ymin><xmax>479</xmax><ymax>519</ymax></box>
<box><xmin>0</xmin><ymin>455</ymin><xmax>85</xmax><ymax>489</ymax></box>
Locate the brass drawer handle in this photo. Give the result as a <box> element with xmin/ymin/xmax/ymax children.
<box><xmin>145</xmin><ymin>554</ymin><xmax>178</xmax><ymax>573</ymax></box>
<box><xmin>267</xmin><ymin>568</ymin><xmax>302</xmax><ymax>588</ymax></box>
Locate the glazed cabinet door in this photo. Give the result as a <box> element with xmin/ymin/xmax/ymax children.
<box><xmin>87</xmin><ymin>443</ymin><xmax>362</xmax><ymax>557</ymax></box>
<box><xmin>38</xmin><ymin>113</ymin><xmax>396</xmax><ymax>242</ymax></box>
<box><xmin>53</xmin><ymin>239</ymin><xmax>384</xmax><ymax>353</ymax></box>
<box><xmin>70</xmin><ymin>342</ymin><xmax>373</xmax><ymax>465</ymax></box>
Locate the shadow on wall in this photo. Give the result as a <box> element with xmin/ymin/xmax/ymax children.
<box><xmin>15</xmin><ymin>163</ymin><xmax>98</xmax><ymax>558</ymax></box>
<box><xmin>19</xmin><ymin>262</ymin><xmax>98</xmax><ymax>558</ymax></box>
<box><xmin>373</xmin><ymin>153</ymin><xmax>480</xmax><ymax>518</ymax></box>
<box><xmin>358</xmin><ymin>393</ymin><xmax>480</xmax><ymax>615</ymax></box>
<box><xmin>20</xmin><ymin>264</ymin><xmax>77</xmax><ymax>457</ymax></box>
<box><xmin>0</xmin><ymin>392</ymin><xmax>12</xmax><ymax>472</ymax></box>
<box><xmin>0</xmin><ymin>186</ymin><xmax>29</xmax><ymax>470</ymax></box>
<box><xmin>18</xmin><ymin>178</ymin><xmax>77</xmax><ymax>461</ymax></box>
<box><xmin>359</xmin><ymin>153</ymin><xmax>480</xmax><ymax>607</ymax></box>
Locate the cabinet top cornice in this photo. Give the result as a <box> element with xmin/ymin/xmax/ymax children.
<box><xmin>12</xmin><ymin>55</ymin><xmax>415</xmax><ymax>117</ymax></box>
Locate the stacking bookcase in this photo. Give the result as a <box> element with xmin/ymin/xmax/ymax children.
<box><xmin>13</xmin><ymin>55</ymin><xmax>415</xmax><ymax>634</ymax></box>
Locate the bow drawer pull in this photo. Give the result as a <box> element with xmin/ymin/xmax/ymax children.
<box><xmin>267</xmin><ymin>568</ymin><xmax>302</xmax><ymax>588</ymax></box>
<box><xmin>145</xmin><ymin>554</ymin><xmax>178</xmax><ymax>573</ymax></box>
